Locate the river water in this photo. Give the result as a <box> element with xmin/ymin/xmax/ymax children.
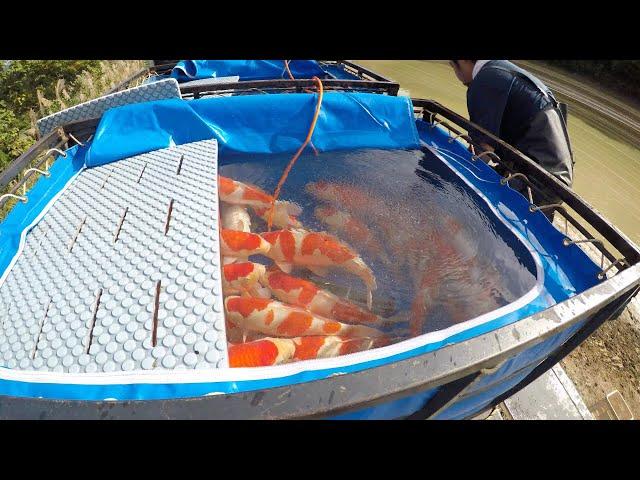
<box><xmin>356</xmin><ymin>60</ymin><xmax>640</xmax><ymax>247</ymax></box>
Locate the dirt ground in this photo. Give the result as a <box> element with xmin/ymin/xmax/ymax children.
<box><xmin>552</xmin><ymin>217</ymin><xmax>640</xmax><ymax>419</ymax></box>
<box><xmin>523</xmin><ymin>63</ymin><xmax>640</xmax><ymax>420</ymax></box>
<box><xmin>561</xmin><ymin>303</ymin><xmax>640</xmax><ymax>418</ymax></box>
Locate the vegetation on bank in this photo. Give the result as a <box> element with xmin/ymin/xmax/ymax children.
<box><xmin>0</xmin><ymin>60</ymin><xmax>148</xmax><ymax>168</ymax></box>
<box><xmin>546</xmin><ymin>60</ymin><xmax>640</xmax><ymax>102</ymax></box>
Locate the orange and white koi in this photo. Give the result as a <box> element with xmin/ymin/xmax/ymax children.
<box><xmin>228</xmin><ymin>337</ymin><xmax>294</xmax><ymax>367</ymax></box>
<box><xmin>252</xmin><ymin>205</ymin><xmax>302</xmax><ymax>230</ymax></box>
<box><xmin>225</xmin><ymin>296</ymin><xmax>384</xmax><ymax>339</ymax></box>
<box><xmin>314</xmin><ymin>205</ymin><xmax>389</xmax><ymax>263</ymax></box>
<box><xmin>220</xmin><ymin>229</ymin><xmax>271</xmax><ymax>264</ymax></box>
<box><xmin>221</xmin><ymin>204</ymin><xmax>252</xmax><ymax>232</ymax></box>
<box><xmin>260</xmin><ymin>229</ymin><xmax>377</xmax><ymax>308</ymax></box>
<box><xmin>259</xmin><ymin>268</ymin><xmax>383</xmax><ymax>326</ymax></box>
<box><xmin>218</xmin><ymin>175</ymin><xmax>301</xmax><ymax>220</ymax></box>
<box><xmin>228</xmin><ymin>335</ymin><xmax>388</xmax><ymax>367</ymax></box>
<box><xmin>222</xmin><ymin>262</ymin><xmax>270</xmax><ymax>298</ymax></box>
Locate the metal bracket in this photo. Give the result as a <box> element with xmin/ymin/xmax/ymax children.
<box><xmin>22</xmin><ymin>168</ymin><xmax>51</xmax><ymax>195</ymax></box>
<box><xmin>0</xmin><ymin>193</ymin><xmax>28</xmax><ymax>205</ymax></box>
<box><xmin>429</xmin><ymin>118</ymin><xmax>445</xmax><ymax>130</ymax></box>
<box><xmin>45</xmin><ymin>148</ymin><xmax>67</xmax><ymax>158</ymax></box>
<box><xmin>598</xmin><ymin>259</ymin><xmax>628</xmax><ymax>280</ymax></box>
<box><xmin>500</xmin><ymin>173</ymin><xmax>534</xmax><ymax>204</ymax></box>
<box><xmin>529</xmin><ymin>203</ymin><xmax>563</xmax><ymax>213</ymax></box>
<box><xmin>67</xmin><ymin>133</ymin><xmax>84</xmax><ymax>147</ymax></box>
<box><xmin>447</xmin><ymin>132</ymin><xmax>466</xmax><ymax>144</ymax></box>
<box><xmin>471</xmin><ymin>151</ymin><xmax>501</xmax><ymax>164</ymax></box>
<box><xmin>563</xmin><ymin>237</ymin><xmax>605</xmax><ymax>268</ymax></box>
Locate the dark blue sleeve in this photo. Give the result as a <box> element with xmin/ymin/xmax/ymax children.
<box><xmin>466</xmin><ymin>67</ymin><xmax>515</xmax><ymax>146</ymax></box>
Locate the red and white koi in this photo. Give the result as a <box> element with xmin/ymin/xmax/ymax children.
<box><xmin>220</xmin><ymin>229</ymin><xmax>271</xmax><ymax>264</ymax></box>
<box><xmin>222</xmin><ymin>262</ymin><xmax>271</xmax><ymax>298</ymax></box>
<box><xmin>225</xmin><ymin>296</ymin><xmax>384</xmax><ymax>339</ymax></box>
<box><xmin>228</xmin><ymin>335</ymin><xmax>388</xmax><ymax>367</ymax></box>
<box><xmin>260</xmin><ymin>229</ymin><xmax>377</xmax><ymax>308</ymax></box>
<box><xmin>259</xmin><ymin>268</ymin><xmax>383</xmax><ymax>326</ymax></box>
<box><xmin>218</xmin><ymin>175</ymin><xmax>301</xmax><ymax>220</ymax></box>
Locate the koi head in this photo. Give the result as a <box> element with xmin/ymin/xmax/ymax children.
<box><xmin>220</xmin><ymin>229</ymin><xmax>271</xmax><ymax>256</ymax></box>
<box><xmin>218</xmin><ymin>176</ymin><xmax>238</xmax><ymax>197</ymax></box>
<box><xmin>228</xmin><ymin>338</ymin><xmax>295</xmax><ymax>368</ymax></box>
<box><xmin>223</xmin><ymin>262</ymin><xmax>266</xmax><ymax>286</ymax></box>
<box><xmin>300</xmin><ymin>231</ymin><xmax>356</xmax><ymax>264</ymax></box>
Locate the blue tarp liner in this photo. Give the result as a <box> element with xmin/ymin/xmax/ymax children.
<box><xmin>86</xmin><ymin>92</ymin><xmax>420</xmax><ymax>167</ymax></box>
<box><xmin>0</xmin><ymin>90</ymin><xmax>603</xmax><ymax>406</ymax></box>
<box><xmin>170</xmin><ymin>60</ymin><xmax>329</xmax><ymax>82</ymax></box>
<box><xmin>0</xmin><ymin>145</ymin><xmax>87</xmax><ymax>284</ymax></box>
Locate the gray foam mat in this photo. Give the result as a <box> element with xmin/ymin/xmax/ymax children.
<box><xmin>0</xmin><ymin>139</ymin><xmax>228</xmax><ymax>373</ymax></box>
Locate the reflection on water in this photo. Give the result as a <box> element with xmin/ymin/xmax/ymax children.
<box><xmin>220</xmin><ymin>148</ymin><xmax>538</xmax><ymax>342</ymax></box>
<box><xmin>355</xmin><ymin>60</ymin><xmax>640</xmax><ymax>247</ymax></box>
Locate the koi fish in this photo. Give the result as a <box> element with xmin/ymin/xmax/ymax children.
<box><xmin>260</xmin><ymin>229</ymin><xmax>377</xmax><ymax>308</ymax></box>
<box><xmin>227</xmin><ymin>335</ymin><xmax>388</xmax><ymax>367</ymax></box>
<box><xmin>218</xmin><ymin>175</ymin><xmax>301</xmax><ymax>220</ymax></box>
<box><xmin>408</xmin><ymin>216</ymin><xmax>480</xmax><ymax>335</ymax></box>
<box><xmin>252</xmin><ymin>205</ymin><xmax>302</xmax><ymax>230</ymax></box>
<box><xmin>314</xmin><ymin>205</ymin><xmax>389</xmax><ymax>263</ymax></box>
<box><xmin>305</xmin><ymin>181</ymin><xmax>386</xmax><ymax>217</ymax></box>
<box><xmin>259</xmin><ymin>268</ymin><xmax>383</xmax><ymax>326</ymax></box>
<box><xmin>228</xmin><ymin>337</ymin><xmax>296</xmax><ymax>367</ymax></box>
<box><xmin>222</xmin><ymin>262</ymin><xmax>270</xmax><ymax>298</ymax></box>
<box><xmin>221</xmin><ymin>204</ymin><xmax>251</xmax><ymax>232</ymax></box>
<box><xmin>224</xmin><ymin>296</ymin><xmax>384</xmax><ymax>339</ymax></box>
<box><xmin>225</xmin><ymin>319</ymin><xmax>266</xmax><ymax>344</ymax></box>
<box><xmin>220</xmin><ymin>229</ymin><xmax>271</xmax><ymax>264</ymax></box>
<box><xmin>306</xmin><ymin>181</ymin><xmax>402</xmax><ymax>261</ymax></box>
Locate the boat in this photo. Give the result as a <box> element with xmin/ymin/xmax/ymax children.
<box><xmin>0</xmin><ymin>60</ymin><xmax>638</xmax><ymax>419</ymax></box>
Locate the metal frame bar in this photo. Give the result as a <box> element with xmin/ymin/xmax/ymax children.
<box><xmin>109</xmin><ymin>60</ymin><xmax>400</xmax><ymax>97</ymax></box>
<box><xmin>327</xmin><ymin>60</ymin><xmax>396</xmax><ymax>83</ymax></box>
<box><xmin>181</xmin><ymin>78</ymin><xmax>399</xmax><ymax>99</ymax></box>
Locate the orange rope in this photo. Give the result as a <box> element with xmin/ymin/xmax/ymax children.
<box><xmin>284</xmin><ymin>60</ymin><xmax>319</xmax><ymax>156</ymax></box>
<box><xmin>267</xmin><ymin>76</ymin><xmax>324</xmax><ymax>230</ymax></box>
<box><xmin>284</xmin><ymin>60</ymin><xmax>295</xmax><ymax>80</ymax></box>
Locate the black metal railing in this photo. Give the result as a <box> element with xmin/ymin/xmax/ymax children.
<box><xmin>106</xmin><ymin>60</ymin><xmax>400</xmax><ymax>97</ymax></box>
<box><xmin>412</xmin><ymin>98</ymin><xmax>640</xmax><ymax>278</ymax></box>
